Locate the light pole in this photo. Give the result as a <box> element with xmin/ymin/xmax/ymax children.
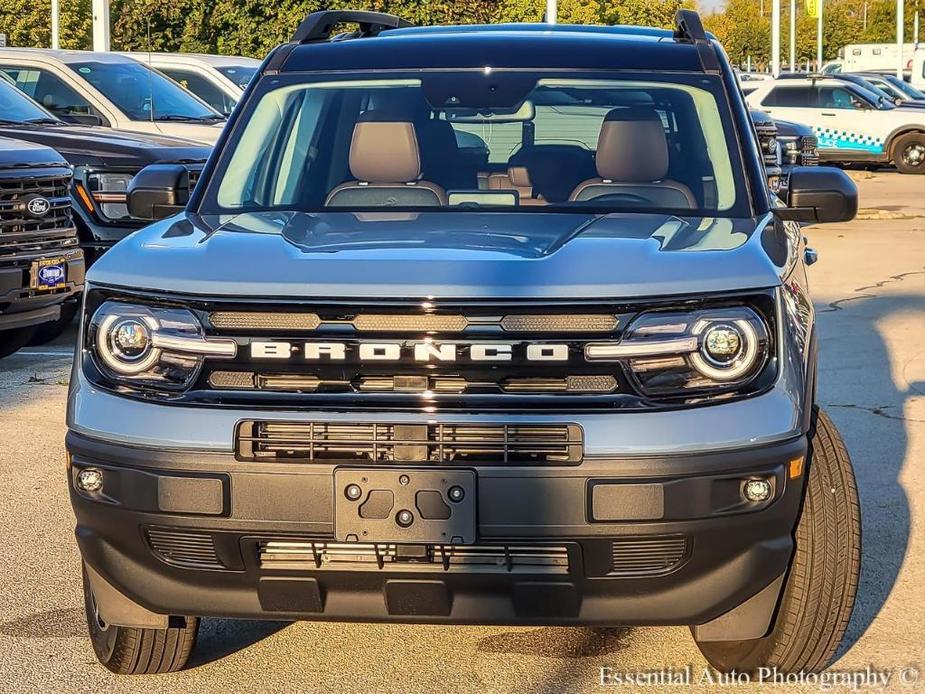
<box><xmin>51</xmin><ymin>0</ymin><xmax>59</xmax><ymax>49</ymax></box>
<box><xmin>897</xmin><ymin>0</ymin><xmax>905</xmax><ymax>80</ymax></box>
<box><xmin>772</xmin><ymin>0</ymin><xmax>781</xmax><ymax>76</ymax></box>
<box><xmin>92</xmin><ymin>0</ymin><xmax>111</xmax><ymax>52</ymax></box>
<box><xmin>817</xmin><ymin>0</ymin><xmax>824</xmax><ymax>70</ymax></box>
<box><xmin>546</xmin><ymin>0</ymin><xmax>557</xmax><ymax>25</ymax></box>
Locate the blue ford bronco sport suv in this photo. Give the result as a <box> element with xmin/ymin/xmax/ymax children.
<box><xmin>67</xmin><ymin>10</ymin><xmax>861</xmax><ymax>675</ymax></box>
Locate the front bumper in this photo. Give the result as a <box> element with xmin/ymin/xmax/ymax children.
<box><xmin>0</xmin><ymin>249</ymin><xmax>85</xmax><ymax>331</ymax></box>
<box><xmin>68</xmin><ymin>429</ymin><xmax>806</xmax><ymax>631</ymax></box>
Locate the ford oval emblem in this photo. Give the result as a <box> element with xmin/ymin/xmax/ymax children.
<box><xmin>26</xmin><ymin>196</ymin><xmax>51</xmax><ymax>218</ymax></box>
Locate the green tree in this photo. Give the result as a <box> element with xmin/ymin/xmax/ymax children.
<box><xmin>0</xmin><ymin>0</ymin><xmax>91</xmax><ymax>49</ymax></box>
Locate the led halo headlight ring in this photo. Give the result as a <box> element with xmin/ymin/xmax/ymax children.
<box><xmin>690</xmin><ymin>317</ymin><xmax>761</xmax><ymax>382</ymax></box>
<box><xmin>95</xmin><ymin>312</ymin><xmax>162</xmax><ymax>375</ymax></box>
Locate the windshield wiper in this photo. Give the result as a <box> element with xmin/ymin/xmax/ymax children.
<box><xmin>155</xmin><ymin>114</ymin><xmax>226</xmax><ymax>123</ymax></box>
<box><xmin>24</xmin><ymin>117</ymin><xmax>65</xmax><ymax>125</ymax></box>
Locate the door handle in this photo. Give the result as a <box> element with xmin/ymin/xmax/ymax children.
<box><xmin>821</xmin><ymin>112</ymin><xmax>836</xmax><ymax>116</ymax></box>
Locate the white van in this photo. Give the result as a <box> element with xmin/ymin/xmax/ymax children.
<box><xmin>121</xmin><ymin>53</ymin><xmax>261</xmax><ymax>115</ymax></box>
<box><xmin>0</xmin><ymin>49</ymin><xmax>226</xmax><ymax>144</ymax></box>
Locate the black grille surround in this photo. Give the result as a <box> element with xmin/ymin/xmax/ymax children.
<box><xmin>237</xmin><ymin>421</ymin><xmax>583</xmax><ymax>464</ymax></box>
<box><xmin>82</xmin><ymin>289</ymin><xmax>779</xmax><ymax>412</ymax></box>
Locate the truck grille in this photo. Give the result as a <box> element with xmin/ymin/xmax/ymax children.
<box><xmin>801</xmin><ymin>136</ymin><xmax>819</xmax><ymax>166</ymax></box>
<box><xmin>609</xmin><ymin>536</ymin><xmax>689</xmax><ymax>577</ymax></box>
<box><xmin>236</xmin><ymin>421</ymin><xmax>583</xmax><ymax>464</ymax></box>
<box><xmin>259</xmin><ymin>540</ymin><xmax>570</xmax><ymax>574</ymax></box>
<box><xmin>0</xmin><ymin>169</ymin><xmax>78</xmax><ymax>257</ymax></box>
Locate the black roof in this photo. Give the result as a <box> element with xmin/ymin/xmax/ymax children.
<box><xmin>278</xmin><ymin>24</ymin><xmax>707</xmax><ymax>74</ymax></box>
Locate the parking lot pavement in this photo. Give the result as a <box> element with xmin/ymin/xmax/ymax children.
<box><xmin>1</xmin><ymin>171</ymin><xmax>924</xmax><ymax>693</ymax></box>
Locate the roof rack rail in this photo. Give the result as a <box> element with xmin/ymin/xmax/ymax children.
<box><xmin>673</xmin><ymin>9</ymin><xmax>720</xmax><ymax>74</ymax></box>
<box><xmin>292</xmin><ymin>10</ymin><xmax>413</xmax><ymax>44</ymax></box>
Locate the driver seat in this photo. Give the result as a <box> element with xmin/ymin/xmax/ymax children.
<box><xmin>569</xmin><ymin>107</ymin><xmax>696</xmax><ymax>208</ymax></box>
<box><xmin>326</xmin><ymin>111</ymin><xmax>447</xmax><ymax>207</ymax></box>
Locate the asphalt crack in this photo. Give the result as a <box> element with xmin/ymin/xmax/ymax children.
<box><xmin>818</xmin><ymin>266</ymin><xmax>925</xmax><ymax>312</ymax></box>
<box><xmin>824</xmin><ymin>402</ymin><xmax>925</xmax><ymax>424</ymax></box>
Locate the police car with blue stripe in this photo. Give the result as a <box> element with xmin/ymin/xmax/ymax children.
<box><xmin>747</xmin><ymin>75</ymin><xmax>925</xmax><ymax>173</ymax></box>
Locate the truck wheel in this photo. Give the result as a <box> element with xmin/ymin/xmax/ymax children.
<box><xmin>892</xmin><ymin>132</ymin><xmax>925</xmax><ymax>174</ymax></box>
<box><xmin>0</xmin><ymin>327</ymin><xmax>36</xmax><ymax>359</ymax></box>
<box><xmin>82</xmin><ymin>567</ymin><xmax>199</xmax><ymax>674</ymax></box>
<box><xmin>693</xmin><ymin>407</ymin><xmax>860</xmax><ymax>674</ymax></box>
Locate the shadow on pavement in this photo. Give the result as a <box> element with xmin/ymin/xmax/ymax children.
<box><xmin>0</xmin><ymin>607</ymin><xmax>86</xmax><ymax>638</ymax></box>
<box><xmin>188</xmin><ymin>618</ymin><xmax>290</xmax><ymax>668</ymax></box>
<box><xmin>815</xmin><ymin>291</ymin><xmax>920</xmax><ymax>658</ymax></box>
<box><xmin>478</xmin><ymin>626</ymin><xmax>632</xmax><ymax>658</ymax></box>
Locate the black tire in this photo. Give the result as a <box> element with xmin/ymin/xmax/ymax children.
<box><xmin>693</xmin><ymin>407</ymin><xmax>861</xmax><ymax>674</ymax></box>
<box><xmin>82</xmin><ymin>566</ymin><xmax>199</xmax><ymax>675</ymax></box>
<box><xmin>0</xmin><ymin>327</ymin><xmax>36</xmax><ymax>359</ymax></box>
<box><xmin>27</xmin><ymin>302</ymin><xmax>77</xmax><ymax>346</ymax></box>
<box><xmin>892</xmin><ymin>132</ymin><xmax>925</xmax><ymax>174</ymax></box>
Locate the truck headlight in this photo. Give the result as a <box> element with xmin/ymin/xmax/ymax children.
<box><xmin>586</xmin><ymin>306</ymin><xmax>770</xmax><ymax>397</ymax></box>
<box><xmin>87</xmin><ymin>300</ymin><xmax>236</xmax><ymax>391</ymax></box>
<box><xmin>87</xmin><ymin>172</ymin><xmax>135</xmax><ymax>221</ymax></box>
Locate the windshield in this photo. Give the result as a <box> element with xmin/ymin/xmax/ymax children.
<box><xmin>216</xmin><ymin>65</ymin><xmax>257</xmax><ymax>89</ymax></box>
<box><xmin>883</xmin><ymin>74</ymin><xmax>925</xmax><ymax>99</ymax></box>
<box><xmin>0</xmin><ymin>78</ymin><xmax>59</xmax><ymax>123</ymax></box>
<box><xmin>210</xmin><ymin>72</ymin><xmax>745</xmax><ymax>216</ymax></box>
<box><xmin>67</xmin><ymin>60</ymin><xmax>222</xmax><ymax>121</ymax></box>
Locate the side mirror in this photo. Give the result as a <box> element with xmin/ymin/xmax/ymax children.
<box><xmin>773</xmin><ymin>166</ymin><xmax>858</xmax><ymax>224</ymax></box>
<box><xmin>127</xmin><ymin>164</ymin><xmax>190</xmax><ymax>221</ymax></box>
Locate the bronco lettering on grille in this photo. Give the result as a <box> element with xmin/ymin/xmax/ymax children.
<box><xmin>248</xmin><ymin>341</ymin><xmax>571</xmax><ymax>362</ymax></box>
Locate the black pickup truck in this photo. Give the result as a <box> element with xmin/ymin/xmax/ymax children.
<box><xmin>0</xmin><ymin>76</ymin><xmax>210</xmax><ymax>267</ymax></box>
<box><xmin>0</xmin><ymin>136</ymin><xmax>84</xmax><ymax>358</ymax></box>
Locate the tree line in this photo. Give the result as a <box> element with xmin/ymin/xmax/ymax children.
<box><xmin>1</xmin><ymin>0</ymin><xmax>921</xmax><ymax>66</ymax></box>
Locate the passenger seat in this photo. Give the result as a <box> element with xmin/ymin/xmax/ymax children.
<box><xmin>486</xmin><ymin>166</ymin><xmax>545</xmax><ymax>205</ymax></box>
<box><xmin>326</xmin><ymin>111</ymin><xmax>446</xmax><ymax>207</ymax></box>
<box><xmin>569</xmin><ymin>107</ymin><xmax>695</xmax><ymax>208</ymax></box>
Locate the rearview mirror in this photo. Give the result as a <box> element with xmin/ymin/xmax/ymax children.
<box><xmin>774</xmin><ymin>167</ymin><xmax>858</xmax><ymax>224</ymax></box>
<box><xmin>126</xmin><ymin>164</ymin><xmax>190</xmax><ymax>221</ymax></box>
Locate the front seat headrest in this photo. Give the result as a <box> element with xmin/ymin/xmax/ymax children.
<box><xmin>349</xmin><ymin>110</ymin><xmax>422</xmax><ymax>184</ymax></box>
<box><xmin>596</xmin><ymin>107</ymin><xmax>669</xmax><ymax>183</ymax></box>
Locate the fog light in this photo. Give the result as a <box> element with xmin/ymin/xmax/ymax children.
<box><xmin>76</xmin><ymin>468</ymin><xmax>103</xmax><ymax>493</ymax></box>
<box><xmin>743</xmin><ymin>478</ymin><xmax>772</xmax><ymax>503</ymax></box>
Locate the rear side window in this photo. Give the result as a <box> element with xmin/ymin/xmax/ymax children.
<box><xmin>0</xmin><ymin>66</ymin><xmax>95</xmax><ymax>118</ymax></box>
<box><xmin>160</xmin><ymin>67</ymin><xmax>235</xmax><ymax>115</ymax></box>
<box><xmin>762</xmin><ymin>86</ymin><xmax>816</xmax><ymax>108</ymax></box>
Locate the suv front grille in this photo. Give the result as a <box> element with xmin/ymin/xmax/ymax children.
<box><xmin>259</xmin><ymin>540</ymin><xmax>570</xmax><ymax>574</ymax></box>
<box><xmin>236</xmin><ymin>421</ymin><xmax>583</xmax><ymax>464</ymax></box>
<box><xmin>0</xmin><ymin>170</ymin><xmax>78</xmax><ymax>257</ymax></box>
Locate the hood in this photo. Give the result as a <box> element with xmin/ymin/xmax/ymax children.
<box><xmin>88</xmin><ymin>211</ymin><xmax>784</xmax><ymax>300</ymax></box>
<box><xmin>154</xmin><ymin>122</ymin><xmax>224</xmax><ymax>145</ymax></box>
<box><xmin>772</xmin><ymin>119</ymin><xmax>813</xmax><ymax>138</ymax></box>
<box><xmin>0</xmin><ymin>124</ymin><xmax>211</xmax><ymax>169</ymax></box>
<box><xmin>0</xmin><ymin>135</ymin><xmax>68</xmax><ymax>168</ymax></box>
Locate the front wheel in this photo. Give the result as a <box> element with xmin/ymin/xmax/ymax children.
<box><xmin>82</xmin><ymin>566</ymin><xmax>199</xmax><ymax>674</ymax></box>
<box><xmin>693</xmin><ymin>408</ymin><xmax>861</xmax><ymax>673</ymax></box>
<box><xmin>892</xmin><ymin>132</ymin><xmax>925</xmax><ymax>174</ymax></box>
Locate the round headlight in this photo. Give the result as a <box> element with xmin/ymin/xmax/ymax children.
<box><xmin>110</xmin><ymin>318</ymin><xmax>151</xmax><ymax>361</ymax></box>
<box><xmin>691</xmin><ymin>318</ymin><xmax>761</xmax><ymax>382</ymax></box>
<box><xmin>702</xmin><ymin>324</ymin><xmax>743</xmax><ymax>364</ymax></box>
<box><xmin>95</xmin><ymin>312</ymin><xmax>161</xmax><ymax>375</ymax></box>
